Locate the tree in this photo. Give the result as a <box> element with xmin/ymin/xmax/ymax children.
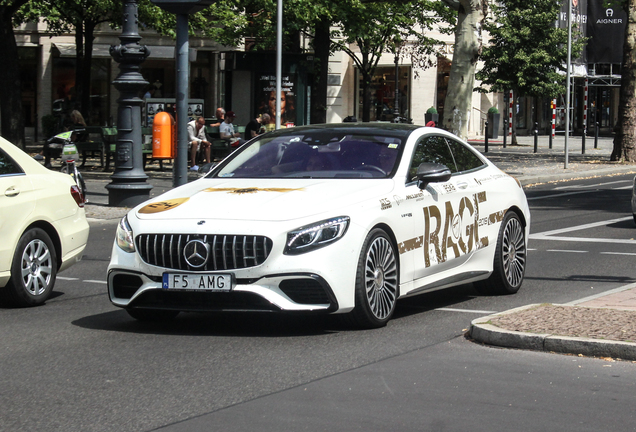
<box><xmin>332</xmin><ymin>0</ymin><xmax>440</xmax><ymax>122</ymax></box>
<box><xmin>611</xmin><ymin>0</ymin><xmax>636</xmax><ymax>162</ymax></box>
<box><xmin>30</xmin><ymin>0</ymin><xmax>120</xmax><ymax>118</ymax></box>
<box><xmin>475</xmin><ymin>0</ymin><xmax>577</xmax><ymax>144</ymax></box>
<box><xmin>0</xmin><ymin>0</ymin><xmax>30</xmax><ymax>148</ymax></box>
<box><xmin>441</xmin><ymin>0</ymin><xmax>485</xmax><ymax>140</ymax></box>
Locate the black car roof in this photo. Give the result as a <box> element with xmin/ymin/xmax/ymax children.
<box><xmin>264</xmin><ymin>123</ymin><xmax>421</xmax><ymax>139</ymax></box>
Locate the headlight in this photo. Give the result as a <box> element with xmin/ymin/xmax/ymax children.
<box><xmin>284</xmin><ymin>216</ymin><xmax>350</xmax><ymax>255</ymax></box>
<box><xmin>116</xmin><ymin>216</ymin><xmax>135</xmax><ymax>253</ymax></box>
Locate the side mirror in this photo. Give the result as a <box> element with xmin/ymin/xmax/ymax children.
<box><xmin>416</xmin><ymin>162</ymin><xmax>452</xmax><ymax>189</ymax></box>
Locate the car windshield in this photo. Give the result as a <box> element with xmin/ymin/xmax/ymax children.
<box><xmin>212</xmin><ymin>132</ymin><xmax>403</xmax><ymax>179</ymax></box>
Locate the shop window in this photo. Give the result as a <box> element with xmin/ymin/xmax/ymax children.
<box><xmin>357</xmin><ymin>65</ymin><xmax>410</xmax><ymax>121</ymax></box>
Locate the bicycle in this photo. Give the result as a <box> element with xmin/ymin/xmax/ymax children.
<box><xmin>49</xmin><ymin>130</ymin><xmax>88</xmax><ymax>202</ymax></box>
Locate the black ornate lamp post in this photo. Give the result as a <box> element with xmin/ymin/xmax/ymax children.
<box><xmin>106</xmin><ymin>0</ymin><xmax>152</xmax><ymax>207</ymax></box>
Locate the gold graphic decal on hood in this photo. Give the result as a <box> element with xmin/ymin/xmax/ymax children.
<box><xmin>139</xmin><ymin>197</ymin><xmax>190</xmax><ymax>213</ymax></box>
<box><xmin>203</xmin><ymin>187</ymin><xmax>304</xmax><ymax>195</ymax></box>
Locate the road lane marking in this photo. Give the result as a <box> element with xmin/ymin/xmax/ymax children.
<box><xmin>84</xmin><ymin>280</ymin><xmax>107</xmax><ymax>284</ymax></box>
<box><xmin>527</xmin><ymin>190</ymin><xmax>595</xmax><ymax>201</ymax></box>
<box><xmin>58</xmin><ymin>277</ymin><xmax>80</xmax><ymax>281</ymax></box>
<box><xmin>529</xmin><ymin>216</ymin><xmax>636</xmax><ymax>244</ymax></box>
<box><xmin>600</xmin><ymin>252</ymin><xmax>636</xmax><ymax>256</ymax></box>
<box><xmin>546</xmin><ymin>249</ymin><xmax>588</xmax><ymax>253</ymax></box>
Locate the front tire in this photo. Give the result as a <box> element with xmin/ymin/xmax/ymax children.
<box><xmin>474</xmin><ymin>211</ymin><xmax>526</xmax><ymax>295</ymax></box>
<box><xmin>1</xmin><ymin>228</ymin><xmax>57</xmax><ymax>307</ymax></box>
<box><xmin>349</xmin><ymin>228</ymin><xmax>399</xmax><ymax>328</ymax></box>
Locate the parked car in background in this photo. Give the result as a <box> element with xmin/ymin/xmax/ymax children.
<box><xmin>108</xmin><ymin>123</ymin><xmax>530</xmax><ymax>328</ymax></box>
<box><xmin>0</xmin><ymin>136</ymin><xmax>89</xmax><ymax>306</ymax></box>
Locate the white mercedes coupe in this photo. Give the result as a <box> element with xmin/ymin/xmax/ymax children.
<box><xmin>108</xmin><ymin>124</ymin><xmax>530</xmax><ymax>328</ymax></box>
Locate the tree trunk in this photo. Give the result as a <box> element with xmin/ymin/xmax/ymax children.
<box><xmin>0</xmin><ymin>6</ymin><xmax>25</xmax><ymax>149</ymax></box>
<box><xmin>74</xmin><ymin>22</ymin><xmax>85</xmax><ymax>114</ymax></box>
<box><xmin>81</xmin><ymin>22</ymin><xmax>96</xmax><ymax>120</ymax></box>
<box><xmin>612</xmin><ymin>0</ymin><xmax>636</xmax><ymax>162</ymax></box>
<box><xmin>361</xmin><ymin>52</ymin><xmax>372</xmax><ymax>122</ymax></box>
<box><xmin>442</xmin><ymin>0</ymin><xmax>485</xmax><ymax>140</ymax></box>
<box><xmin>311</xmin><ymin>18</ymin><xmax>330</xmax><ymax>125</ymax></box>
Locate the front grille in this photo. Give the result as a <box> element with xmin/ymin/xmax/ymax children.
<box><xmin>136</xmin><ymin>234</ymin><xmax>273</xmax><ymax>271</ymax></box>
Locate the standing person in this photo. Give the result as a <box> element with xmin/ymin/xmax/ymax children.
<box><xmin>220</xmin><ymin>111</ymin><xmax>244</xmax><ymax>148</ymax></box>
<box><xmin>209</xmin><ymin>107</ymin><xmax>225</xmax><ymax>127</ymax></box>
<box><xmin>187</xmin><ymin>116</ymin><xmax>211</xmax><ymax>171</ymax></box>
<box><xmin>244</xmin><ymin>113</ymin><xmax>270</xmax><ymax>140</ymax></box>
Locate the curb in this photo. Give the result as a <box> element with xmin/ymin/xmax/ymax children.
<box><xmin>469</xmin><ymin>304</ymin><xmax>636</xmax><ymax>361</ymax></box>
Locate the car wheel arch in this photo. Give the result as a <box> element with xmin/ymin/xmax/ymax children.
<box><xmin>506</xmin><ymin>206</ymin><xmax>528</xmax><ymax>230</ymax></box>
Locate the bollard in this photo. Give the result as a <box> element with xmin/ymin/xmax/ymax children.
<box><xmin>582</xmin><ymin>126</ymin><xmax>586</xmax><ymax>154</ymax></box>
<box><xmin>594</xmin><ymin>122</ymin><xmax>599</xmax><ymax>149</ymax></box>
<box><xmin>549</xmin><ymin>131</ymin><xmax>553</xmax><ymax>149</ymax></box>
<box><xmin>485</xmin><ymin>121</ymin><xmax>489</xmax><ymax>153</ymax></box>
<box><xmin>533</xmin><ymin>122</ymin><xmax>538</xmax><ymax>153</ymax></box>
<box><xmin>503</xmin><ymin>120</ymin><xmax>507</xmax><ymax>148</ymax></box>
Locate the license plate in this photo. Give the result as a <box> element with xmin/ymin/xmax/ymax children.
<box><xmin>162</xmin><ymin>273</ymin><xmax>232</xmax><ymax>291</ymax></box>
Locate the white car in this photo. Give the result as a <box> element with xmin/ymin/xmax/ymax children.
<box><xmin>108</xmin><ymin>124</ymin><xmax>530</xmax><ymax>328</ymax></box>
<box><xmin>0</xmin><ymin>136</ymin><xmax>89</xmax><ymax>306</ymax></box>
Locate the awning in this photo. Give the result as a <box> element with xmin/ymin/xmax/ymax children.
<box><xmin>52</xmin><ymin>43</ymin><xmax>182</xmax><ymax>60</ymax></box>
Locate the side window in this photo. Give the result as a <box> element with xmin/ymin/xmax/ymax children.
<box><xmin>445</xmin><ymin>138</ymin><xmax>485</xmax><ymax>173</ymax></box>
<box><xmin>408</xmin><ymin>135</ymin><xmax>456</xmax><ymax>181</ymax></box>
<box><xmin>0</xmin><ymin>148</ymin><xmax>22</xmax><ymax>176</ymax></box>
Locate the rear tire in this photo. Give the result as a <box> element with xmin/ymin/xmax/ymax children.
<box><xmin>126</xmin><ymin>308</ymin><xmax>180</xmax><ymax>322</ymax></box>
<box><xmin>348</xmin><ymin>228</ymin><xmax>399</xmax><ymax>329</ymax></box>
<box><xmin>474</xmin><ymin>211</ymin><xmax>526</xmax><ymax>295</ymax></box>
<box><xmin>1</xmin><ymin>228</ymin><xmax>57</xmax><ymax>307</ymax></box>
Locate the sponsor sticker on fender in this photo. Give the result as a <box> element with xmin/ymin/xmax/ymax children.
<box><xmin>398</xmin><ymin>191</ymin><xmax>506</xmax><ymax>268</ymax></box>
<box><xmin>138</xmin><ymin>197</ymin><xmax>190</xmax><ymax>214</ymax></box>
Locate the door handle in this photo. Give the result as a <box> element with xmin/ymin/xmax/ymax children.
<box><xmin>456</xmin><ymin>182</ymin><xmax>468</xmax><ymax>190</ymax></box>
<box><xmin>5</xmin><ymin>186</ymin><xmax>20</xmax><ymax>197</ymax></box>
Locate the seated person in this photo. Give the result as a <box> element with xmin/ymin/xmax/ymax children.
<box><xmin>306</xmin><ymin>153</ymin><xmax>333</xmax><ymax>172</ymax></box>
<box><xmin>209</xmin><ymin>107</ymin><xmax>225</xmax><ymax>127</ymax></box>
<box><xmin>245</xmin><ymin>114</ymin><xmax>271</xmax><ymax>140</ymax></box>
<box><xmin>187</xmin><ymin>116</ymin><xmax>211</xmax><ymax>171</ymax></box>
<box><xmin>220</xmin><ymin>111</ymin><xmax>245</xmax><ymax>148</ymax></box>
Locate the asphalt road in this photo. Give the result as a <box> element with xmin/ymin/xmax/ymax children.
<box><xmin>2</xmin><ymin>174</ymin><xmax>636</xmax><ymax>431</ymax></box>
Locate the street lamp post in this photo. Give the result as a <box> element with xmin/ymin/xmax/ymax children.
<box><xmin>106</xmin><ymin>0</ymin><xmax>152</xmax><ymax>207</ymax></box>
<box><xmin>150</xmin><ymin>0</ymin><xmax>215</xmax><ymax>186</ymax></box>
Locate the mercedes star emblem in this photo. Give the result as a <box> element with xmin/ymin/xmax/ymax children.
<box><xmin>183</xmin><ymin>239</ymin><xmax>210</xmax><ymax>268</ymax></box>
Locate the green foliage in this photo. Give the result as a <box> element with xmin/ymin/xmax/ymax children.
<box><xmin>427</xmin><ymin>106</ymin><xmax>438</xmax><ymax>114</ymax></box>
<box><xmin>487</xmin><ymin>106</ymin><xmax>499</xmax><ymax>114</ymax></box>
<box><xmin>476</xmin><ymin>0</ymin><xmax>585</xmax><ymax>98</ymax></box>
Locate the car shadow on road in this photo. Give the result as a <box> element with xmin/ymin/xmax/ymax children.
<box><xmin>72</xmin><ymin>284</ymin><xmax>481</xmax><ymax>336</ymax></box>
<box><xmin>72</xmin><ymin>308</ymin><xmax>350</xmax><ymax>337</ymax></box>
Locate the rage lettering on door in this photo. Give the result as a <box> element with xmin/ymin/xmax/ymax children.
<box><xmin>422</xmin><ymin>192</ymin><xmax>490</xmax><ymax>267</ymax></box>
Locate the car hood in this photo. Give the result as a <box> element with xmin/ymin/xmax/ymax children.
<box><xmin>134</xmin><ymin>178</ymin><xmax>395</xmax><ymax>222</ymax></box>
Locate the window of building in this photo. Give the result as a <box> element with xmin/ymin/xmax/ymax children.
<box><xmin>356</xmin><ymin>65</ymin><xmax>411</xmax><ymax>122</ymax></box>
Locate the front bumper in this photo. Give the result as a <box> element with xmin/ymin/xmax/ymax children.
<box><xmin>107</xmin><ymin>269</ymin><xmax>339</xmax><ymax>313</ymax></box>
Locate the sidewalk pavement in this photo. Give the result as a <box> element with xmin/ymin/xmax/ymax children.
<box><xmin>42</xmin><ymin>133</ymin><xmax>636</xmax><ymax>361</ymax></box>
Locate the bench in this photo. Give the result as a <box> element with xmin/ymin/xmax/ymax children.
<box><xmin>75</xmin><ymin>126</ymin><xmax>108</xmax><ymax>168</ymax></box>
<box><xmin>205</xmin><ymin>125</ymin><xmax>247</xmax><ymax>160</ymax></box>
